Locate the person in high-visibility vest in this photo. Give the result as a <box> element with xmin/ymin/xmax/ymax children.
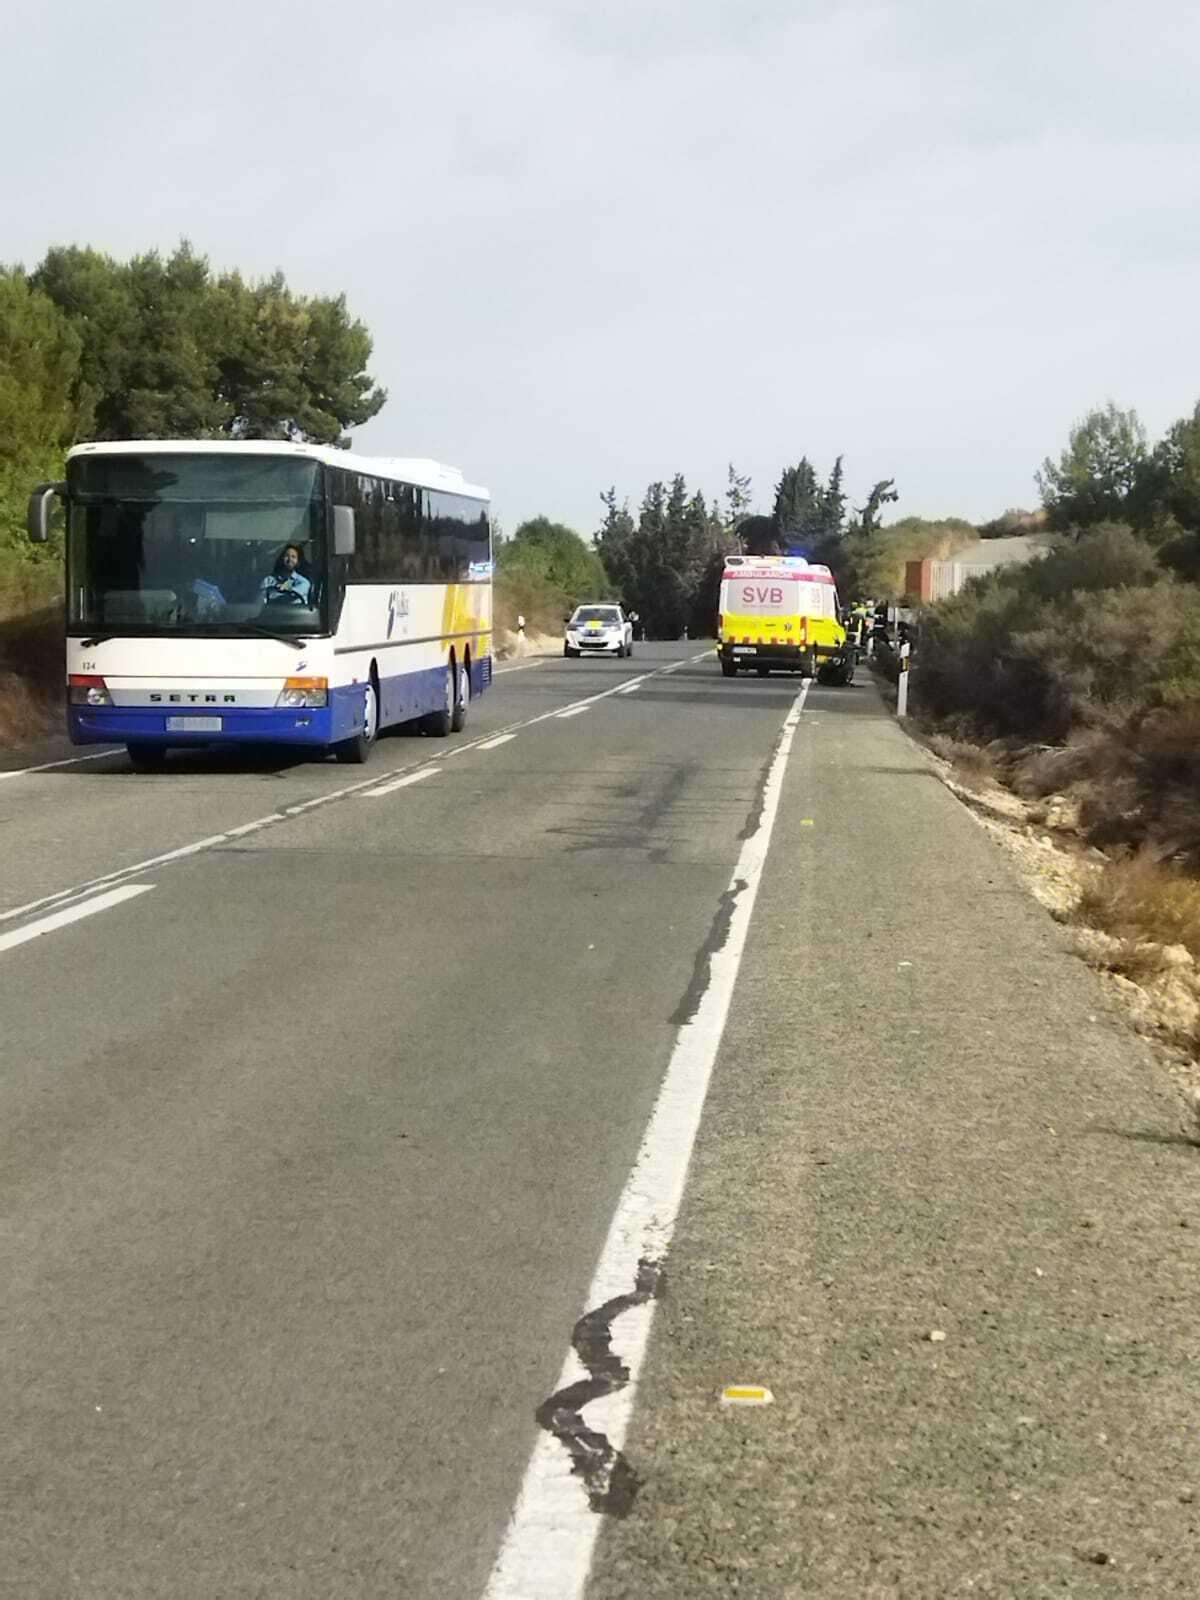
<box><xmin>847</xmin><ymin>602</ymin><xmax>872</xmax><ymax>653</ymax></box>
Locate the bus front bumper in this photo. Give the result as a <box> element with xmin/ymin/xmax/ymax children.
<box><xmin>69</xmin><ymin>704</ymin><xmax>339</xmax><ymax>747</ymax></box>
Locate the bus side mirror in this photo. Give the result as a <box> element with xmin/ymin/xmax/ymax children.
<box><xmin>27</xmin><ymin>482</ymin><xmax>65</xmax><ymax>543</ymax></box>
<box><xmin>333</xmin><ymin>504</ymin><xmax>356</xmax><ymax>557</ymax></box>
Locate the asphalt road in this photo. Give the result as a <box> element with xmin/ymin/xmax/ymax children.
<box><xmin>0</xmin><ymin>644</ymin><xmax>776</xmax><ymax>1599</ymax></box>
<box><xmin>2</xmin><ymin>647</ymin><xmax>1196</xmax><ymax>1599</ymax></box>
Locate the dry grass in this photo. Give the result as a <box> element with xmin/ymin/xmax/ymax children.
<box><xmin>0</xmin><ymin>604</ymin><xmax>61</xmax><ymax>744</ymax></box>
<box><xmin>1073</xmin><ymin>856</ymin><xmax>1200</xmax><ymax>963</ymax></box>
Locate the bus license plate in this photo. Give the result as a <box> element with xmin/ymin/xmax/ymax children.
<box><xmin>166</xmin><ymin>716</ymin><xmax>223</xmax><ymax>732</ymax></box>
<box><xmin>732</xmin><ymin>647</ymin><xmax>754</xmax><ymax>655</ymax></box>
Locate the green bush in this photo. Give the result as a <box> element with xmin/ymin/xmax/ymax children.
<box><xmin>915</xmin><ymin>524</ymin><xmax>1200</xmax><ymax>864</ymax></box>
<box><xmin>493</xmin><ymin>567</ymin><xmax>572</xmax><ymax>639</ymax></box>
<box><xmin>916</xmin><ymin>525</ymin><xmax>1178</xmax><ymax>740</ymax></box>
<box><xmin>497</xmin><ymin>517</ymin><xmax>612</xmax><ymax>604</ymax></box>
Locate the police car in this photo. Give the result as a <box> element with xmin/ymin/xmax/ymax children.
<box><xmin>564</xmin><ymin>604</ymin><xmax>634</xmax><ymax>658</ymax></box>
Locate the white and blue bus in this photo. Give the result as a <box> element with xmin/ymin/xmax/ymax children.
<box><xmin>27</xmin><ymin>440</ymin><xmax>492</xmax><ymax>767</ymax></box>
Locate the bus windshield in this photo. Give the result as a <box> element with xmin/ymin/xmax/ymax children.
<box><xmin>65</xmin><ymin>454</ymin><xmax>327</xmax><ymax>636</ymax></box>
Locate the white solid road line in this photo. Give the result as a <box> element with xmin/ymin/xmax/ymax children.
<box><xmin>364</xmin><ymin>766</ymin><xmax>442</xmax><ymax>797</ymax></box>
<box><xmin>555</xmin><ymin>705</ymin><xmax>590</xmax><ymax>719</ymax></box>
<box><xmin>0</xmin><ymin>883</ymin><xmax>155</xmax><ymax>957</ymax></box>
<box><xmin>0</xmin><ymin>657</ymin><xmax>682</xmax><ymax>929</ymax></box>
<box><xmin>482</xmin><ymin>680</ymin><xmax>811</xmax><ymax>1600</ymax></box>
<box><xmin>478</xmin><ymin>734</ymin><xmax>516</xmax><ymax>750</ymax></box>
<box><xmin>493</xmin><ymin>660</ymin><xmax>549</xmax><ymax>676</ymax></box>
<box><xmin>0</xmin><ymin>750</ymin><xmax>117</xmax><ymax>782</ymax></box>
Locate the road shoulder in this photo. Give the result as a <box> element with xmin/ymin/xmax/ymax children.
<box><xmin>586</xmin><ymin>680</ymin><xmax>1200</xmax><ymax>1597</ymax></box>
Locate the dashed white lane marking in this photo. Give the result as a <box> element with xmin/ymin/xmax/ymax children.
<box><xmin>0</xmin><ymin>658</ymin><xmax>681</xmax><ymax>928</ymax></box>
<box><xmin>0</xmin><ymin>750</ymin><xmax>117</xmax><ymax>782</ymax></box>
<box><xmin>614</xmin><ymin>681</ymin><xmax>642</xmax><ymax>695</ymax></box>
<box><xmin>364</xmin><ymin>767</ymin><xmax>442</xmax><ymax>797</ymax></box>
<box><xmin>482</xmin><ymin>679</ymin><xmax>811</xmax><ymax>1600</ymax></box>
<box><xmin>659</xmin><ymin>649</ymin><xmax>715</xmax><ymax>675</ymax></box>
<box><xmin>0</xmin><ymin>884</ymin><xmax>155</xmax><ymax>957</ymax></box>
<box><xmin>555</xmin><ymin>705</ymin><xmax>590</xmax><ymax>719</ymax></box>
<box><xmin>478</xmin><ymin>734</ymin><xmax>517</xmax><ymax>750</ymax></box>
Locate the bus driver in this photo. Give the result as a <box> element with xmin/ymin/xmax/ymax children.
<box><xmin>261</xmin><ymin>544</ymin><xmax>312</xmax><ymax>606</ymax></box>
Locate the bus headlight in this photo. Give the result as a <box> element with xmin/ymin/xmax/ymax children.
<box><xmin>68</xmin><ymin>674</ymin><xmax>112</xmax><ymax>706</ymax></box>
<box><xmin>276</xmin><ymin>676</ymin><xmax>328</xmax><ymax>708</ymax></box>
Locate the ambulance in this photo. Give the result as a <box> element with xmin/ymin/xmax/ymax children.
<box><xmin>717</xmin><ymin>556</ymin><xmax>854</xmax><ymax>683</ymax></box>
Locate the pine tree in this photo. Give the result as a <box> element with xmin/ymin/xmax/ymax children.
<box><xmin>852</xmin><ymin>479</ymin><xmax>900</xmax><ymax>537</ymax></box>
<box><xmin>772</xmin><ymin>459</ymin><xmax>821</xmax><ymax>545</ymax></box>
<box><xmin>818</xmin><ymin>455</ymin><xmax>846</xmax><ymax>540</ymax></box>
<box><xmin>32</xmin><ymin>241</ymin><xmax>385</xmax><ymax>445</ymax></box>
<box><xmin>725</xmin><ymin>462</ymin><xmax>753</xmax><ymax>532</ymax></box>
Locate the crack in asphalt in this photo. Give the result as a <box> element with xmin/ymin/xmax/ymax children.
<box><xmin>534</xmin><ymin>1256</ymin><xmax>666</xmax><ymax>1516</ymax></box>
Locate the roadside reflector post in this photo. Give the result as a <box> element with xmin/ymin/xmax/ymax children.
<box><xmin>896</xmin><ymin>642</ymin><xmax>911</xmax><ymax>718</ymax></box>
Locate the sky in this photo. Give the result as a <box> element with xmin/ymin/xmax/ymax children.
<box><xmin>4</xmin><ymin>0</ymin><xmax>1200</xmax><ymax>534</ymax></box>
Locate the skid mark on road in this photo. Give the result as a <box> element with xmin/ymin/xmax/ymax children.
<box><xmin>535</xmin><ymin>1257</ymin><xmax>665</xmax><ymax>1516</ymax></box>
<box><xmin>668</xmin><ymin>877</ymin><xmax>746</xmax><ymax>1026</ymax></box>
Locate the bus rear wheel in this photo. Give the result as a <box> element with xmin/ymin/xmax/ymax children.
<box><xmin>420</xmin><ymin>661</ymin><xmax>455</xmax><ymax>737</ymax></box>
<box><xmin>451</xmin><ymin>657</ymin><xmax>470</xmax><ymax>732</ymax></box>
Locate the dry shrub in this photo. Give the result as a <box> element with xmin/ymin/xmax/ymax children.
<box><xmin>1074</xmin><ymin>856</ymin><xmax>1200</xmax><ymax>962</ymax></box>
<box><xmin>1009</xmin><ymin>741</ymin><xmax>1088</xmax><ymax>799</ymax></box>
<box><xmin>1014</xmin><ymin>705</ymin><xmax>1200</xmax><ymax>865</ymax></box>
<box><xmin>925</xmin><ymin>732</ymin><xmax>1001</xmax><ymax>789</ymax></box>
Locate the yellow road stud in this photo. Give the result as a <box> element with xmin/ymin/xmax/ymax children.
<box><xmin>719</xmin><ymin>1384</ymin><xmax>774</xmax><ymax>1407</ymax></box>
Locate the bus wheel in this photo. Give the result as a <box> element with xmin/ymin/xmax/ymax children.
<box><xmin>335</xmin><ymin>676</ymin><xmax>379</xmax><ymax>763</ymax></box>
<box><xmin>127</xmin><ymin>742</ymin><xmax>167</xmax><ymax>769</ymax></box>
<box><xmin>755</xmin><ymin>664</ymin><xmax>771</xmax><ymax>677</ymax></box>
<box><xmin>420</xmin><ymin>661</ymin><xmax>454</xmax><ymax>737</ymax></box>
<box><xmin>451</xmin><ymin>656</ymin><xmax>471</xmax><ymax>732</ymax></box>
<box><xmin>720</xmin><ymin>657</ymin><xmax>738</xmax><ymax>677</ymax></box>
